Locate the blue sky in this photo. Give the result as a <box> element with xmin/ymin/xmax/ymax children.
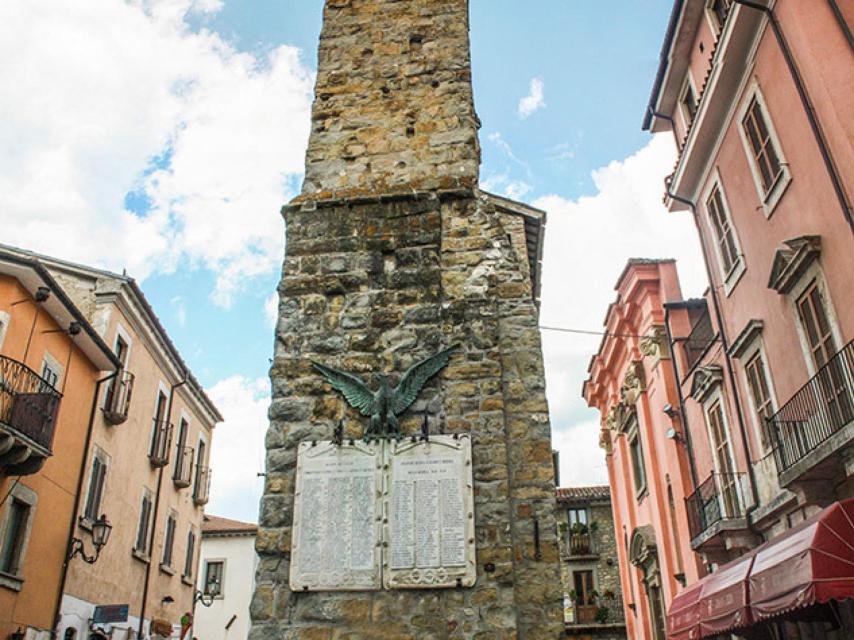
<box><xmin>3</xmin><ymin>0</ymin><xmax>708</xmax><ymax>522</ymax></box>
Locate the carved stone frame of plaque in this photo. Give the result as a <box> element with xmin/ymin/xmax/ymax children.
<box><xmin>383</xmin><ymin>434</ymin><xmax>476</xmax><ymax>589</ymax></box>
<box><xmin>290</xmin><ymin>440</ymin><xmax>383</xmax><ymax>591</ymax></box>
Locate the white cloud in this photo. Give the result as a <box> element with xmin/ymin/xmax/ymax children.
<box><xmin>0</xmin><ymin>0</ymin><xmax>313</xmax><ymax>306</ymax></box>
<box><xmin>536</xmin><ymin>134</ymin><xmax>708</xmax><ymax>487</ymax></box>
<box><xmin>518</xmin><ymin>77</ymin><xmax>545</xmax><ymax>119</ymax></box>
<box><xmin>171</xmin><ymin>295</ymin><xmax>187</xmax><ymax>327</ymax></box>
<box><xmin>481</xmin><ymin>173</ymin><xmax>532</xmax><ymax>200</ymax></box>
<box><xmin>206</xmin><ymin>375</ymin><xmax>270</xmax><ymax>522</ymax></box>
<box><xmin>264</xmin><ymin>291</ymin><xmax>279</xmax><ymax>329</ymax></box>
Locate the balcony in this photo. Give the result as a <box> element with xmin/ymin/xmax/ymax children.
<box><xmin>686</xmin><ymin>472</ymin><xmax>752</xmax><ymax>552</ymax></box>
<box><xmin>103</xmin><ymin>370</ymin><xmax>135</xmax><ymax>425</ymax></box>
<box><xmin>149</xmin><ymin>420</ymin><xmax>173</xmax><ymax>467</ymax></box>
<box><xmin>173</xmin><ymin>445</ymin><xmax>194</xmax><ymax>488</ymax></box>
<box><xmin>0</xmin><ymin>355</ymin><xmax>62</xmax><ymax>475</ymax></box>
<box><xmin>193</xmin><ymin>466</ymin><xmax>211</xmax><ymax>505</ymax></box>
<box><xmin>566</xmin><ymin>531</ymin><xmax>597</xmax><ymax>557</ymax></box>
<box><xmin>769</xmin><ymin>340</ymin><xmax>854</xmax><ymax>490</ymax></box>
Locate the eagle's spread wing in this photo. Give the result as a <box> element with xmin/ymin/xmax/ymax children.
<box><xmin>311</xmin><ymin>362</ymin><xmax>376</xmax><ymax>417</ymax></box>
<box><xmin>391</xmin><ymin>344</ymin><xmax>459</xmax><ymax>415</ymax></box>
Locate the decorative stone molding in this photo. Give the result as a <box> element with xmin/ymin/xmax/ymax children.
<box><xmin>629</xmin><ymin>525</ymin><xmax>657</xmax><ymax>568</ymax></box>
<box><xmin>605</xmin><ymin>402</ymin><xmax>636</xmax><ymax>436</ymax></box>
<box><xmin>690</xmin><ymin>365</ymin><xmax>724</xmax><ymax>403</ymax></box>
<box><xmin>728</xmin><ymin>319</ymin><xmax>764</xmax><ymax>359</ymax></box>
<box><xmin>620</xmin><ymin>362</ymin><xmax>646</xmax><ymax>405</ymax></box>
<box><xmin>768</xmin><ymin>236</ymin><xmax>821</xmax><ymax>294</ymax></box>
<box><xmin>599</xmin><ymin>429</ymin><xmax>613</xmax><ymax>454</ymax></box>
<box><xmin>639</xmin><ymin>325</ymin><xmax>670</xmax><ymax>361</ymax></box>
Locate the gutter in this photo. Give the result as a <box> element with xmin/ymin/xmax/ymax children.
<box><xmin>52</xmin><ymin>372</ymin><xmax>119</xmax><ymax>634</ymax></box>
<box><xmin>642</xmin><ymin>0</ymin><xmax>687</xmax><ymax>131</ymax></box>
<box><xmin>665</xmin><ymin>187</ymin><xmax>763</xmax><ymax>539</ymax></box>
<box><xmin>138</xmin><ymin>373</ymin><xmax>188</xmax><ymax>638</ymax></box>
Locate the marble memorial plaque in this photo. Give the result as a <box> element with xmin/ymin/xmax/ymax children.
<box><xmin>290</xmin><ymin>440</ymin><xmax>382</xmax><ymax>591</ymax></box>
<box><xmin>384</xmin><ymin>434</ymin><xmax>476</xmax><ymax>589</ymax></box>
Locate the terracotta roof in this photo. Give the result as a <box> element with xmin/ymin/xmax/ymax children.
<box><xmin>202</xmin><ymin>514</ymin><xmax>258</xmax><ymax>536</ymax></box>
<box><xmin>556</xmin><ymin>486</ymin><xmax>611</xmax><ymax>502</ymax></box>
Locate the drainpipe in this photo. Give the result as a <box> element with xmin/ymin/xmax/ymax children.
<box><xmin>138</xmin><ymin>373</ymin><xmax>188</xmax><ymax>638</ymax></box>
<box><xmin>646</xmin><ymin>107</ymin><xmax>681</xmax><ymax>150</ymax></box>
<box><xmin>53</xmin><ymin>372</ymin><xmax>118</xmax><ymax>634</ymax></box>
<box><xmin>662</xmin><ymin>305</ymin><xmax>700</xmax><ymax>490</ymax></box>
<box><xmin>826</xmin><ymin>0</ymin><xmax>854</xmax><ymax>54</ymax></box>
<box><xmin>666</xmin><ymin>188</ymin><xmax>763</xmax><ymax>535</ymax></box>
<box><xmin>733</xmin><ymin>0</ymin><xmax>854</xmax><ymax>233</ymax></box>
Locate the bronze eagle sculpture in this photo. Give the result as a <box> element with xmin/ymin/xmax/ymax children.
<box><xmin>312</xmin><ymin>344</ymin><xmax>459</xmax><ymax>439</ymax></box>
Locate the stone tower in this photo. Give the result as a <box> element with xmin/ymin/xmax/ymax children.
<box><xmin>250</xmin><ymin>1</ymin><xmax>564</xmax><ymax>638</ymax></box>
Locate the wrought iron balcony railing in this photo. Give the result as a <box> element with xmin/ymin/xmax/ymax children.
<box><xmin>193</xmin><ymin>466</ymin><xmax>211</xmax><ymax>505</ymax></box>
<box><xmin>0</xmin><ymin>354</ymin><xmax>62</xmax><ymax>453</ymax></box>
<box><xmin>567</xmin><ymin>531</ymin><xmax>596</xmax><ymax>556</ymax></box>
<box><xmin>103</xmin><ymin>369</ymin><xmax>135</xmax><ymax>425</ymax></box>
<box><xmin>173</xmin><ymin>445</ymin><xmax>194</xmax><ymax>488</ymax></box>
<box><xmin>149</xmin><ymin>420</ymin><xmax>173</xmax><ymax>467</ymax></box>
<box><xmin>769</xmin><ymin>339</ymin><xmax>854</xmax><ymax>473</ymax></box>
<box><xmin>683</xmin><ymin>311</ymin><xmax>715</xmax><ymax>372</ymax></box>
<box><xmin>686</xmin><ymin>472</ymin><xmax>747</xmax><ymax>542</ymax></box>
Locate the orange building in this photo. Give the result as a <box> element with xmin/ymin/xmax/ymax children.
<box><xmin>639</xmin><ymin>0</ymin><xmax>854</xmax><ymax>638</ymax></box>
<box><xmin>0</xmin><ymin>250</ymin><xmax>118</xmax><ymax>638</ymax></box>
<box><xmin>0</xmin><ymin>246</ymin><xmax>222</xmax><ymax>640</ymax></box>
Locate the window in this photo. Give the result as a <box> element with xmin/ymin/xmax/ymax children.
<box><xmin>183</xmin><ymin>530</ymin><xmax>196</xmax><ymax>579</ymax></box>
<box><xmin>567</xmin><ymin>508</ymin><xmax>587</xmax><ymax>528</ymax></box>
<box><xmin>0</xmin><ymin>499</ymin><xmax>30</xmax><ymax>575</ymax></box>
<box><xmin>706</xmin><ymin>397</ymin><xmax>741</xmax><ymax>517</ymax></box>
<box><xmin>150</xmin><ymin>390</ymin><xmax>168</xmax><ymax>457</ymax></box>
<box><xmin>738</xmin><ymin>86</ymin><xmax>791</xmax><ymax>214</ymax></box>
<box><xmin>797</xmin><ymin>280</ymin><xmax>839</xmax><ymax>370</ymax></box>
<box><xmin>40</xmin><ymin>353</ymin><xmax>62</xmax><ymax>391</ymax></box>
<box><xmin>104</xmin><ymin>333</ymin><xmax>129</xmax><ymax>410</ymax></box>
<box><xmin>679</xmin><ymin>76</ymin><xmax>698</xmax><ymax>128</ymax></box>
<box><xmin>742</xmin><ymin>97</ymin><xmax>783</xmax><ymax>196</ymax></box>
<box><xmin>629</xmin><ymin>429</ymin><xmax>647</xmax><ymax>498</ymax></box>
<box><xmin>134</xmin><ymin>491</ymin><xmax>153</xmax><ymax>555</ymax></box>
<box><xmin>174</xmin><ymin>418</ymin><xmax>189</xmax><ymax>475</ymax></box>
<box><xmin>162</xmin><ymin>514</ymin><xmax>176</xmax><ymax>568</ymax></box>
<box><xmin>83</xmin><ymin>451</ymin><xmax>108</xmax><ymax>523</ymax></box>
<box><xmin>706</xmin><ymin>184</ymin><xmax>739</xmax><ymax>277</ymax></box>
<box><xmin>203</xmin><ymin>560</ymin><xmax>224</xmax><ymax>596</ymax></box>
<box><xmin>744</xmin><ymin>351</ymin><xmax>775</xmax><ymax>448</ymax></box>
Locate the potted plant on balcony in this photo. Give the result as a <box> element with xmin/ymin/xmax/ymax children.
<box><xmin>595</xmin><ymin>605</ymin><xmax>610</xmax><ymax>624</ymax></box>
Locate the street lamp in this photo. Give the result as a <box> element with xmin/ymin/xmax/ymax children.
<box><xmin>69</xmin><ymin>514</ymin><xmax>113</xmax><ymax>564</ymax></box>
<box><xmin>194</xmin><ymin>577</ymin><xmax>220</xmax><ymax>607</ymax></box>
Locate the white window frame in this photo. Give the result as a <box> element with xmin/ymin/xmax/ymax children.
<box><xmin>41</xmin><ymin>350</ymin><xmax>64</xmax><ymax>390</ymax></box>
<box><xmin>81</xmin><ymin>446</ymin><xmax>111</xmax><ymax>527</ymax></box>
<box><xmin>202</xmin><ymin>557</ymin><xmax>227</xmax><ymax>599</ymax></box>
<box><xmin>787</xmin><ymin>262</ymin><xmax>844</xmax><ymax>377</ymax></box>
<box><xmin>701</xmin><ymin>170</ymin><xmax>746</xmax><ymax>296</ymax></box>
<box><xmin>702</xmin><ymin>388</ymin><xmax>741</xmax><ymax>492</ymax></box>
<box><xmin>133</xmin><ymin>487</ymin><xmax>154</xmax><ymax>560</ymax></box>
<box><xmin>0</xmin><ymin>483</ymin><xmax>37</xmax><ymax>590</ymax></box>
<box><xmin>678</xmin><ymin>72</ymin><xmax>699</xmax><ymax>135</ymax></box>
<box><xmin>150</xmin><ymin>381</ymin><xmax>170</xmax><ymax>457</ymax></box>
<box><xmin>737</xmin><ymin>80</ymin><xmax>792</xmax><ymax>218</ymax></box>
<box><xmin>102</xmin><ymin>323</ymin><xmax>133</xmax><ymax>409</ymax></box>
<box><xmin>160</xmin><ymin>510</ymin><xmax>178</xmax><ymax>572</ymax></box>
<box><xmin>738</xmin><ymin>338</ymin><xmax>779</xmax><ymax>456</ymax></box>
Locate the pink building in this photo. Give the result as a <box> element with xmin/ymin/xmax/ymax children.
<box><xmin>625</xmin><ymin>0</ymin><xmax>854</xmax><ymax>637</ymax></box>
<box><xmin>584</xmin><ymin>259</ymin><xmax>705</xmax><ymax>640</ymax></box>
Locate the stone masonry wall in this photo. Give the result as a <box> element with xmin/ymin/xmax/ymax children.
<box><xmin>251</xmin><ymin>1</ymin><xmax>563</xmax><ymax>637</ymax></box>
<box><xmin>301</xmin><ymin>0</ymin><xmax>480</xmax><ymax>197</ymax></box>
